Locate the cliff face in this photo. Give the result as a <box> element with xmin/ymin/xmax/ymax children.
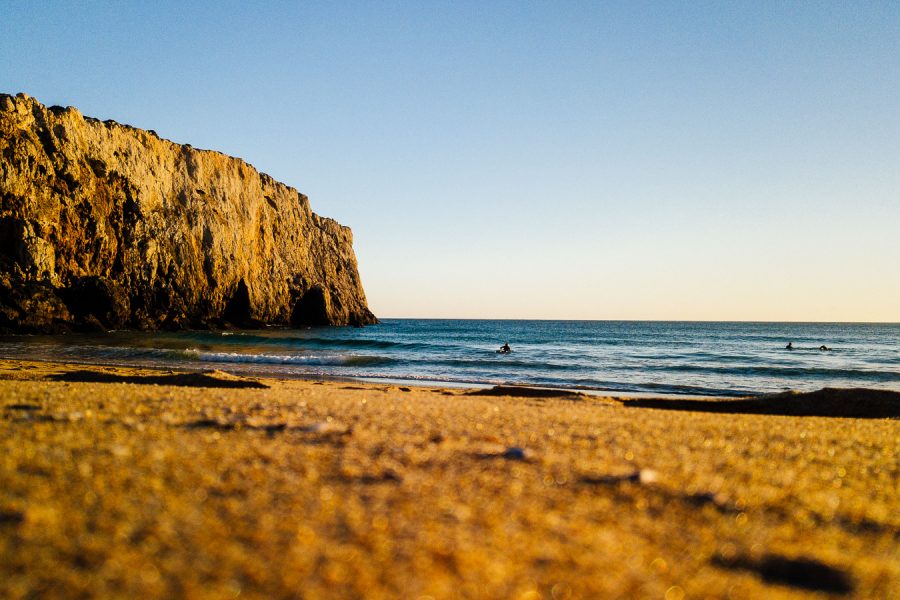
<box><xmin>0</xmin><ymin>93</ymin><xmax>376</xmax><ymax>332</ymax></box>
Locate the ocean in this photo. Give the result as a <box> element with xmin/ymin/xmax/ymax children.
<box><xmin>1</xmin><ymin>319</ymin><xmax>898</xmax><ymax>397</ymax></box>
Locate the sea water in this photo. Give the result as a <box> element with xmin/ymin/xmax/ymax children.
<box><xmin>1</xmin><ymin>320</ymin><xmax>898</xmax><ymax>396</ymax></box>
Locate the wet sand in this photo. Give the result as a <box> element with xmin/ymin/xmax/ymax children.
<box><xmin>0</xmin><ymin>359</ymin><xmax>897</xmax><ymax>598</ymax></box>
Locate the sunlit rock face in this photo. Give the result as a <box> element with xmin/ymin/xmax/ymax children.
<box><xmin>0</xmin><ymin>93</ymin><xmax>376</xmax><ymax>332</ymax></box>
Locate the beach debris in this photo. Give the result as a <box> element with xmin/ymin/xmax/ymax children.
<box><xmin>22</xmin><ymin>411</ymin><xmax>87</xmax><ymax>423</ymax></box>
<box><xmin>685</xmin><ymin>491</ymin><xmax>729</xmax><ymax>508</ymax></box>
<box><xmin>181</xmin><ymin>418</ymin><xmax>352</xmax><ymax>437</ymax></box>
<box><xmin>712</xmin><ymin>552</ymin><xmax>854</xmax><ymax>595</ymax></box>
<box><xmin>475</xmin><ymin>446</ymin><xmax>532</xmax><ymax>461</ymax></box>
<box><xmin>4</xmin><ymin>403</ymin><xmax>41</xmax><ymax>411</ymax></box>
<box><xmin>580</xmin><ymin>468</ymin><xmax>658</xmax><ymax>486</ymax></box>
<box><xmin>184</xmin><ymin>418</ymin><xmax>280</xmax><ymax>432</ymax></box>
<box><xmin>468</xmin><ymin>385</ymin><xmax>586</xmax><ymax>400</ymax></box>
<box><xmin>302</xmin><ymin>421</ymin><xmax>351</xmax><ymax>435</ymax></box>
<box><xmin>355</xmin><ymin>470</ymin><xmax>402</xmax><ymax>484</ymax></box>
<box><xmin>637</xmin><ymin>468</ymin><xmax>659</xmax><ymax>484</ymax></box>
<box><xmin>0</xmin><ymin>508</ymin><xmax>25</xmax><ymax>525</ymax></box>
<box><xmin>502</xmin><ymin>447</ymin><xmax>529</xmax><ymax>461</ymax></box>
<box><xmin>185</xmin><ymin>418</ymin><xmax>238</xmax><ymax>430</ymax></box>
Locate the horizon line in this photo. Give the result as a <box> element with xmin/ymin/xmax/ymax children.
<box><xmin>372</xmin><ymin>317</ymin><xmax>900</xmax><ymax>325</ymax></box>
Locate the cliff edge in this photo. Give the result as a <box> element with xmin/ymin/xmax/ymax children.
<box><xmin>0</xmin><ymin>93</ymin><xmax>376</xmax><ymax>332</ymax></box>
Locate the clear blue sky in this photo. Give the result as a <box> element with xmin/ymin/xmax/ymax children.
<box><xmin>3</xmin><ymin>1</ymin><xmax>899</xmax><ymax>321</ymax></box>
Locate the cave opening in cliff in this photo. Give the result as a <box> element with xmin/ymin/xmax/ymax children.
<box><xmin>291</xmin><ymin>286</ymin><xmax>329</xmax><ymax>326</ymax></box>
<box><xmin>223</xmin><ymin>280</ymin><xmax>251</xmax><ymax>325</ymax></box>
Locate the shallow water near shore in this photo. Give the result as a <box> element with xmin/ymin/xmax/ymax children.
<box><xmin>1</xmin><ymin>319</ymin><xmax>898</xmax><ymax>396</ymax></box>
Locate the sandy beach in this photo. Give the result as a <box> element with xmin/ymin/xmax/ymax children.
<box><xmin>0</xmin><ymin>358</ymin><xmax>897</xmax><ymax>599</ymax></box>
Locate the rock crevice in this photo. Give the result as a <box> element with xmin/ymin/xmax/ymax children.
<box><xmin>0</xmin><ymin>93</ymin><xmax>377</xmax><ymax>332</ymax></box>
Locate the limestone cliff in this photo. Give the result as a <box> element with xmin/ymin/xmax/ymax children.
<box><xmin>0</xmin><ymin>93</ymin><xmax>376</xmax><ymax>332</ymax></box>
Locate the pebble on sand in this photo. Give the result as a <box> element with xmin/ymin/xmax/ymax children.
<box><xmin>502</xmin><ymin>447</ymin><xmax>529</xmax><ymax>461</ymax></box>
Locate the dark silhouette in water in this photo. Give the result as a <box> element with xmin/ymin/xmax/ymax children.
<box><xmin>786</xmin><ymin>342</ymin><xmax>794</xmax><ymax>350</ymax></box>
<box><xmin>820</xmin><ymin>345</ymin><xmax>830</xmax><ymax>351</ymax></box>
<box><xmin>498</xmin><ymin>342</ymin><xmax>511</xmax><ymax>354</ymax></box>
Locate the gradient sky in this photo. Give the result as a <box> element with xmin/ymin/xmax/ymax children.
<box><xmin>2</xmin><ymin>1</ymin><xmax>898</xmax><ymax>321</ymax></box>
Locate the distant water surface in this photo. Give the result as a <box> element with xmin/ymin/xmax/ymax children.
<box><xmin>1</xmin><ymin>320</ymin><xmax>898</xmax><ymax>397</ymax></box>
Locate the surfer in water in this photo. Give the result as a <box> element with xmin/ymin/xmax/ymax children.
<box><xmin>499</xmin><ymin>342</ymin><xmax>511</xmax><ymax>354</ymax></box>
<box><xmin>785</xmin><ymin>342</ymin><xmax>793</xmax><ymax>350</ymax></box>
<box><xmin>819</xmin><ymin>345</ymin><xmax>830</xmax><ymax>351</ymax></box>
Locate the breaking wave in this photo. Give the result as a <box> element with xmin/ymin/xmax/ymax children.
<box><xmin>181</xmin><ymin>349</ymin><xmax>395</xmax><ymax>367</ymax></box>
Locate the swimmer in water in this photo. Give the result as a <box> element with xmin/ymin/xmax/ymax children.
<box><xmin>499</xmin><ymin>342</ymin><xmax>511</xmax><ymax>353</ymax></box>
<box><xmin>786</xmin><ymin>342</ymin><xmax>793</xmax><ymax>350</ymax></box>
<box><xmin>819</xmin><ymin>345</ymin><xmax>830</xmax><ymax>351</ymax></box>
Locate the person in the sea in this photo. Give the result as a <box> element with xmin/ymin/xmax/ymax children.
<box><xmin>785</xmin><ymin>342</ymin><xmax>793</xmax><ymax>350</ymax></box>
<box><xmin>819</xmin><ymin>345</ymin><xmax>830</xmax><ymax>351</ymax></box>
<box><xmin>500</xmin><ymin>342</ymin><xmax>511</xmax><ymax>353</ymax></box>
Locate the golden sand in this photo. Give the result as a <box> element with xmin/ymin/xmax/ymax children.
<box><xmin>0</xmin><ymin>359</ymin><xmax>897</xmax><ymax>599</ymax></box>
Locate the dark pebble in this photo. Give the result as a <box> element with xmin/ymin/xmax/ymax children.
<box><xmin>713</xmin><ymin>553</ymin><xmax>854</xmax><ymax>595</ymax></box>
<box><xmin>0</xmin><ymin>510</ymin><xmax>25</xmax><ymax>525</ymax></box>
<box><xmin>502</xmin><ymin>447</ymin><xmax>528</xmax><ymax>461</ymax></box>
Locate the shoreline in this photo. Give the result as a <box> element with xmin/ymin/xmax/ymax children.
<box><xmin>1</xmin><ymin>358</ymin><xmax>897</xmax><ymax>598</ymax></box>
<box><xmin>0</xmin><ymin>350</ymin><xmax>802</xmax><ymax>401</ymax></box>
<box><xmin>0</xmin><ymin>354</ymin><xmax>734</xmax><ymax>400</ymax></box>
<box><xmin>3</xmin><ymin>320</ymin><xmax>897</xmax><ymax>399</ymax></box>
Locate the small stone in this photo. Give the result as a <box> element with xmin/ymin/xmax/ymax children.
<box><xmin>687</xmin><ymin>491</ymin><xmax>723</xmax><ymax>506</ymax></box>
<box><xmin>185</xmin><ymin>418</ymin><xmax>235</xmax><ymax>430</ymax></box>
<box><xmin>0</xmin><ymin>509</ymin><xmax>25</xmax><ymax>525</ymax></box>
<box><xmin>580</xmin><ymin>468</ymin><xmax>659</xmax><ymax>486</ymax></box>
<box><xmin>502</xmin><ymin>447</ymin><xmax>529</xmax><ymax>461</ymax></box>
<box><xmin>638</xmin><ymin>469</ymin><xmax>659</xmax><ymax>484</ymax></box>
<box><xmin>304</xmin><ymin>421</ymin><xmax>350</xmax><ymax>434</ymax></box>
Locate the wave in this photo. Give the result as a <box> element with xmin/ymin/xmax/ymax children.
<box><xmin>181</xmin><ymin>348</ymin><xmax>395</xmax><ymax>367</ymax></box>
<box><xmin>207</xmin><ymin>332</ymin><xmax>437</xmax><ymax>351</ymax></box>
<box><xmin>2</xmin><ymin>319</ymin><xmax>898</xmax><ymax>397</ymax></box>
<box><xmin>643</xmin><ymin>363</ymin><xmax>900</xmax><ymax>382</ymax></box>
<box><xmin>398</xmin><ymin>356</ymin><xmax>582</xmax><ymax>371</ymax></box>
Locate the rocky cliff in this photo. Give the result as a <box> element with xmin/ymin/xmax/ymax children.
<box><xmin>0</xmin><ymin>93</ymin><xmax>376</xmax><ymax>332</ymax></box>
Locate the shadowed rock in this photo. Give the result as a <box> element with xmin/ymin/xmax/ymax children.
<box><xmin>468</xmin><ymin>385</ymin><xmax>587</xmax><ymax>399</ymax></box>
<box><xmin>222</xmin><ymin>279</ymin><xmax>253</xmax><ymax>327</ymax></box>
<box><xmin>291</xmin><ymin>285</ymin><xmax>330</xmax><ymax>326</ymax></box>
<box><xmin>0</xmin><ymin>509</ymin><xmax>25</xmax><ymax>525</ymax></box>
<box><xmin>712</xmin><ymin>553</ymin><xmax>854</xmax><ymax>595</ymax></box>
<box><xmin>579</xmin><ymin>469</ymin><xmax>658</xmax><ymax>486</ymax></box>
<box><xmin>48</xmin><ymin>369</ymin><xmax>268</xmax><ymax>389</ymax></box>
<box><xmin>58</xmin><ymin>276</ymin><xmax>130</xmax><ymax>330</ymax></box>
<box><xmin>622</xmin><ymin>388</ymin><xmax>900</xmax><ymax>419</ymax></box>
